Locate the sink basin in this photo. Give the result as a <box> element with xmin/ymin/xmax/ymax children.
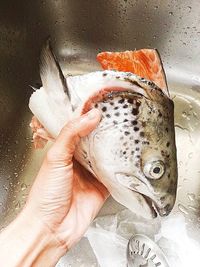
<box><xmin>0</xmin><ymin>0</ymin><xmax>200</xmax><ymax>266</ymax></box>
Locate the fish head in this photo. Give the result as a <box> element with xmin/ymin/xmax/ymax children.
<box><xmin>76</xmin><ymin>76</ymin><xmax>177</xmax><ymax>219</ymax></box>
<box><xmin>29</xmin><ymin>44</ymin><xmax>178</xmax><ymax>219</ymax></box>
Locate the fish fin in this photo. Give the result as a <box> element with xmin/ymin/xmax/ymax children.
<box><xmin>97</xmin><ymin>49</ymin><xmax>169</xmax><ymax>96</ymax></box>
<box><xmin>30</xmin><ymin>116</ymin><xmax>55</xmax><ymax>149</ymax></box>
<box><xmin>40</xmin><ymin>40</ymin><xmax>71</xmax><ymax>98</ymax></box>
<box><xmin>29</xmin><ymin>41</ymin><xmax>73</xmax><ymax>138</ymax></box>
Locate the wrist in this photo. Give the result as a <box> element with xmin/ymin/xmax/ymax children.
<box><xmin>0</xmin><ymin>207</ymin><xmax>66</xmax><ymax>267</ymax></box>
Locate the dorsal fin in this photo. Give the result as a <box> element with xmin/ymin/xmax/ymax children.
<box><xmin>97</xmin><ymin>49</ymin><xmax>169</xmax><ymax>97</ymax></box>
<box><xmin>40</xmin><ymin>40</ymin><xmax>70</xmax><ymax>98</ymax></box>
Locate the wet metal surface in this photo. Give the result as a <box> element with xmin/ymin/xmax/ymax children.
<box><xmin>0</xmin><ymin>0</ymin><xmax>200</xmax><ymax>265</ymax></box>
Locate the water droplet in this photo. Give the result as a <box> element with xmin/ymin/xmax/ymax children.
<box><xmin>15</xmin><ymin>140</ymin><xmax>19</xmax><ymax>145</ymax></box>
<box><xmin>188</xmin><ymin>205</ymin><xmax>198</xmax><ymax>212</ymax></box>
<box><xmin>177</xmin><ymin>185</ymin><xmax>182</xmax><ymax>192</ymax></box>
<box><xmin>178</xmin><ymin>204</ymin><xmax>189</xmax><ymax>215</ymax></box>
<box><xmin>188</xmin><ymin>152</ymin><xmax>193</xmax><ymax>159</ymax></box>
<box><xmin>21</xmin><ymin>183</ymin><xmax>27</xmax><ymax>191</ymax></box>
<box><xmin>187</xmin><ymin>193</ymin><xmax>196</xmax><ymax>201</ymax></box>
<box><xmin>169</xmin><ymin>11</ymin><xmax>173</xmax><ymax>16</ymax></box>
<box><xmin>15</xmin><ymin>201</ymin><xmax>21</xmax><ymax>210</ymax></box>
<box><xmin>187</xmin><ymin>6</ymin><xmax>192</xmax><ymax>11</ymax></box>
<box><xmin>182</xmin><ymin>111</ymin><xmax>187</xmax><ymax>118</ymax></box>
<box><xmin>3</xmin><ymin>185</ymin><xmax>8</xmax><ymax>191</ymax></box>
<box><xmin>154</xmin><ymin>5</ymin><xmax>158</xmax><ymax>9</ymax></box>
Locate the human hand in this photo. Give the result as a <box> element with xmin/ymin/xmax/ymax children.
<box><xmin>25</xmin><ymin>108</ymin><xmax>109</xmax><ymax>250</ymax></box>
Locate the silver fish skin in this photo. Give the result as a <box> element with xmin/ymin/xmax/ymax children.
<box><xmin>29</xmin><ymin>43</ymin><xmax>177</xmax><ymax>219</ymax></box>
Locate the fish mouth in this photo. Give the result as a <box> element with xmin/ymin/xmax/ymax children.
<box><xmin>141</xmin><ymin>194</ymin><xmax>173</xmax><ymax>218</ymax></box>
<box><xmin>141</xmin><ymin>194</ymin><xmax>158</xmax><ymax>218</ymax></box>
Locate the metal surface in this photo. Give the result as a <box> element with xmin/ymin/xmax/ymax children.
<box><xmin>127</xmin><ymin>234</ymin><xmax>169</xmax><ymax>267</ymax></box>
<box><xmin>0</xmin><ymin>0</ymin><xmax>200</xmax><ymax>266</ymax></box>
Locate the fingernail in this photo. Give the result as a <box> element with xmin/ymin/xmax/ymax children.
<box><xmin>86</xmin><ymin>108</ymin><xmax>99</xmax><ymax>120</ymax></box>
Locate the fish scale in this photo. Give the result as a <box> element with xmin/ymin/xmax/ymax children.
<box><xmin>29</xmin><ymin>43</ymin><xmax>177</xmax><ymax>219</ymax></box>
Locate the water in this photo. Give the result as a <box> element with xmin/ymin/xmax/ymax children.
<box><xmin>178</xmin><ymin>204</ymin><xmax>189</xmax><ymax>215</ymax></box>
<box><xmin>187</xmin><ymin>193</ymin><xmax>196</xmax><ymax>201</ymax></box>
<box><xmin>20</xmin><ymin>183</ymin><xmax>27</xmax><ymax>191</ymax></box>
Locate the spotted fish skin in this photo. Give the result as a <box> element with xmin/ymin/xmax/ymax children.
<box><xmin>75</xmin><ymin>83</ymin><xmax>177</xmax><ymax>218</ymax></box>
<box><xmin>29</xmin><ymin>44</ymin><xmax>177</xmax><ymax>219</ymax></box>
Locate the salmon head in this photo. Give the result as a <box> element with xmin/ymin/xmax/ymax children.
<box><xmin>29</xmin><ymin>43</ymin><xmax>178</xmax><ymax>219</ymax></box>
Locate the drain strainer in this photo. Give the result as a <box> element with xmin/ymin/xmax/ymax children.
<box><xmin>127</xmin><ymin>234</ymin><xmax>169</xmax><ymax>267</ymax></box>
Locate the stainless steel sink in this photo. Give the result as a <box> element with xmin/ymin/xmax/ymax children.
<box><xmin>0</xmin><ymin>0</ymin><xmax>200</xmax><ymax>266</ymax></box>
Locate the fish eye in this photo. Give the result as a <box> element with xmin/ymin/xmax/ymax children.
<box><xmin>143</xmin><ymin>160</ymin><xmax>165</xmax><ymax>179</ymax></box>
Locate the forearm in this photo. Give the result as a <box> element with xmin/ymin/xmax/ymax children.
<box><xmin>0</xmin><ymin>207</ymin><xmax>66</xmax><ymax>267</ymax></box>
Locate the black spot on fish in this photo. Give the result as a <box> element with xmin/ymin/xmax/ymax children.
<box><xmin>165</xmin><ymin>127</ymin><xmax>169</xmax><ymax>132</ymax></box>
<box><xmin>118</xmin><ymin>99</ymin><xmax>125</xmax><ymax>104</ymax></box>
<box><xmin>135</xmin><ymin>140</ymin><xmax>140</xmax><ymax>144</ymax></box>
<box><xmin>124</xmin><ymin>113</ymin><xmax>128</xmax><ymax>116</ymax></box>
<box><xmin>136</xmin><ymin>155</ymin><xmax>140</xmax><ymax>158</ymax></box>
<box><xmin>140</xmin><ymin>132</ymin><xmax>145</xmax><ymax>137</ymax></box>
<box><xmin>103</xmin><ymin>73</ymin><xmax>107</xmax><ymax>76</ymax></box>
<box><xmin>113</xmin><ymin>120</ymin><xmax>118</xmax><ymax>125</ymax></box>
<box><xmin>102</xmin><ymin>106</ymin><xmax>107</xmax><ymax>112</ymax></box>
<box><xmin>124</xmin><ymin>119</ymin><xmax>128</xmax><ymax>122</ymax></box>
<box><xmin>123</xmin><ymin>151</ymin><xmax>126</xmax><ymax>155</ymax></box>
<box><xmin>136</xmin><ymin>100</ymin><xmax>141</xmax><ymax>107</ymax></box>
<box><xmin>166</xmin><ymin>142</ymin><xmax>170</xmax><ymax>147</ymax></box>
<box><xmin>124</xmin><ymin>131</ymin><xmax>130</xmax><ymax>136</ymax></box>
<box><xmin>142</xmin><ymin>141</ymin><xmax>150</xmax><ymax>145</ymax></box>
<box><xmin>94</xmin><ymin>103</ymin><xmax>98</xmax><ymax>108</ymax></box>
<box><xmin>134</xmin><ymin>127</ymin><xmax>139</xmax><ymax>132</ymax></box>
<box><xmin>120</xmin><ymin>136</ymin><xmax>124</xmax><ymax>140</ymax></box>
<box><xmin>136</xmin><ymin>147</ymin><xmax>140</xmax><ymax>151</ymax></box>
<box><xmin>168</xmin><ymin>173</ymin><xmax>170</xmax><ymax>178</ymax></box>
<box><xmin>116</xmin><ymin>76</ymin><xmax>120</xmax><ymax>79</ymax></box>
<box><xmin>131</xmin><ymin>151</ymin><xmax>134</xmax><ymax>155</ymax></box>
<box><xmin>132</xmin><ymin>108</ymin><xmax>139</xmax><ymax>115</ymax></box>
<box><xmin>131</xmin><ymin>120</ymin><xmax>137</xmax><ymax>125</ymax></box>
<box><xmin>110</xmin><ymin>102</ymin><xmax>114</xmax><ymax>105</ymax></box>
<box><xmin>123</xmin><ymin>142</ymin><xmax>127</xmax><ymax>146</ymax></box>
<box><xmin>160</xmin><ymin>196</ymin><xmax>165</xmax><ymax>202</ymax></box>
<box><xmin>123</xmin><ymin>104</ymin><xmax>128</xmax><ymax>108</ymax></box>
<box><xmin>106</xmin><ymin>114</ymin><xmax>111</xmax><ymax>118</ymax></box>
<box><xmin>115</xmin><ymin>112</ymin><xmax>120</xmax><ymax>117</ymax></box>
<box><xmin>128</xmin><ymin>99</ymin><xmax>134</xmax><ymax>104</ymax></box>
<box><xmin>114</xmin><ymin>106</ymin><xmax>119</xmax><ymax>110</ymax></box>
<box><xmin>158</xmin><ymin>110</ymin><xmax>162</xmax><ymax>117</ymax></box>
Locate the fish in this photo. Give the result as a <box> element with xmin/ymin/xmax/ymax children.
<box><xmin>29</xmin><ymin>42</ymin><xmax>178</xmax><ymax>219</ymax></box>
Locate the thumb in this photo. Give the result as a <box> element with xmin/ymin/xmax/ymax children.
<box><xmin>46</xmin><ymin>108</ymin><xmax>101</xmax><ymax>165</ymax></box>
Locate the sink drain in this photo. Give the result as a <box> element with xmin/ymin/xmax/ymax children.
<box><xmin>127</xmin><ymin>234</ymin><xmax>169</xmax><ymax>267</ymax></box>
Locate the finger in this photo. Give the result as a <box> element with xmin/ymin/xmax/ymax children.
<box><xmin>46</xmin><ymin>109</ymin><xmax>101</xmax><ymax>164</ymax></box>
